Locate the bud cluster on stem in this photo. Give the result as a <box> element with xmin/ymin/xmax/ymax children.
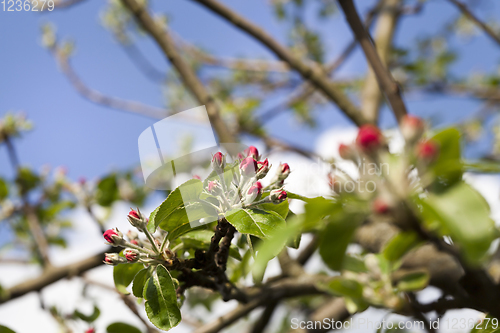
<box><xmin>103</xmin><ymin>146</ymin><xmax>292</xmax><ymax>271</ymax></box>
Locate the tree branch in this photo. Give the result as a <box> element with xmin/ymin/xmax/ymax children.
<box><xmin>120</xmin><ymin>0</ymin><xmax>237</xmax><ymax>144</ymax></box>
<box><xmin>338</xmin><ymin>0</ymin><xmax>408</xmax><ymax>124</ymax></box>
<box><xmin>194</xmin><ymin>276</ymin><xmax>328</xmax><ymax>333</ymax></box>
<box><xmin>50</xmin><ymin>44</ymin><xmax>169</xmax><ymax>119</ymax></box>
<box><xmin>190</xmin><ymin>0</ymin><xmax>368</xmax><ymax>126</ymax></box>
<box><xmin>4</xmin><ymin>136</ymin><xmax>51</xmax><ymax>268</ymax></box>
<box><xmin>0</xmin><ymin>247</ymin><xmax>119</xmax><ymax>304</ymax></box>
<box><xmin>447</xmin><ymin>0</ymin><xmax>500</xmax><ymax>47</ymax></box>
<box><xmin>361</xmin><ymin>0</ymin><xmax>403</xmax><ymax>124</ymax></box>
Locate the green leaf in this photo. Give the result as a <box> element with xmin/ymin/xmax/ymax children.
<box><xmin>106</xmin><ymin>322</ymin><xmax>142</xmax><ymax>333</ymax></box>
<box><xmin>319</xmin><ymin>212</ymin><xmax>364</xmax><ymax>271</ymax></box>
<box><xmin>144</xmin><ymin>265</ymin><xmax>182</xmax><ymax>331</ymax></box>
<box><xmin>252</xmin><ymin>217</ymin><xmax>302</xmax><ymax>282</ymax></box>
<box><xmin>148</xmin><ymin>179</ymin><xmax>204</xmax><ymax>233</ymax></box>
<box><xmin>159</xmin><ymin>202</ymin><xmax>214</xmax><ymax>240</ymax></box>
<box><xmin>132</xmin><ymin>268</ymin><xmax>151</xmax><ymax>298</ymax></box>
<box><xmin>95</xmin><ymin>174</ymin><xmax>119</xmax><ymax>207</ymax></box>
<box><xmin>430</xmin><ymin>128</ymin><xmax>463</xmax><ymax>190</ymax></box>
<box><xmin>15</xmin><ymin>167</ymin><xmax>40</xmax><ymax>195</ymax></box>
<box><xmin>0</xmin><ymin>177</ymin><xmax>8</xmax><ymax>200</ymax></box>
<box><xmin>418</xmin><ymin>182</ymin><xmax>497</xmax><ymax>264</ymax></box>
<box><xmin>73</xmin><ymin>305</ymin><xmax>100</xmax><ymax>322</ymax></box>
<box><xmin>396</xmin><ymin>271</ymin><xmax>429</xmax><ymax>291</ymax></box>
<box><xmin>343</xmin><ymin>255</ymin><xmax>367</xmax><ymax>273</ymax></box>
<box><xmin>225</xmin><ymin>208</ymin><xmax>286</xmax><ymax>239</ymax></box>
<box><xmin>382</xmin><ymin>232</ymin><xmax>421</xmax><ymax>262</ymax></box>
<box><xmin>113</xmin><ymin>263</ymin><xmax>144</xmax><ymax>294</ymax></box>
<box><xmin>321</xmin><ymin>277</ymin><xmax>368</xmax><ymax>314</ymax></box>
<box><xmin>323</xmin><ymin>277</ymin><xmax>363</xmax><ymax>299</ymax></box>
<box><xmin>0</xmin><ymin>325</ymin><xmax>16</xmax><ymax>333</ymax></box>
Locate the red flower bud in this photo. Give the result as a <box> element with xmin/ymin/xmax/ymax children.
<box><xmin>244</xmin><ymin>146</ymin><xmax>259</xmax><ymax>159</ymax></box>
<box><xmin>401</xmin><ymin>115</ymin><xmax>425</xmax><ymax>143</ymax></box>
<box><xmin>256</xmin><ymin>159</ymin><xmax>270</xmax><ymax>178</ymax></box>
<box><xmin>211</xmin><ymin>152</ymin><xmax>226</xmax><ymax>172</ymax></box>
<box><xmin>103</xmin><ymin>229</ymin><xmax>118</xmax><ymax>244</ymax></box>
<box><xmin>103</xmin><ymin>253</ymin><xmax>125</xmax><ymax>266</ymax></box>
<box><xmin>277</xmin><ymin>163</ymin><xmax>290</xmax><ymax>180</ymax></box>
<box><xmin>207</xmin><ymin>180</ymin><xmax>218</xmax><ymax>193</ymax></box>
<box><xmin>240</xmin><ymin>156</ymin><xmax>258</xmax><ymax>176</ymax></box>
<box><xmin>338</xmin><ymin>144</ymin><xmax>357</xmax><ymax>161</ymax></box>
<box><xmin>416</xmin><ymin>140</ymin><xmax>439</xmax><ymax>161</ymax></box>
<box><xmin>124</xmin><ymin>248</ymin><xmax>139</xmax><ymax>262</ymax></box>
<box><xmin>372</xmin><ymin>198</ymin><xmax>390</xmax><ymax>215</ymax></box>
<box><xmin>104</xmin><ymin>255</ymin><xmax>114</xmax><ymax>265</ymax></box>
<box><xmin>270</xmin><ymin>189</ymin><xmax>287</xmax><ymax>203</ymax></box>
<box><xmin>127</xmin><ymin>209</ymin><xmax>146</xmax><ymax>230</ymax></box>
<box><xmin>128</xmin><ymin>209</ymin><xmax>140</xmax><ymax>220</ymax></box>
<box><xmin>356</xmin><ymin>125</ymin><xmax>383</xmax><ymax>152</ymax></box>
<box><xmin>85</xmin><ymin>328</ymin><xmax>95</xmax><ymax>333</ymax></box>
<box><xmin>247</xmin><ymin>181</ymin><xmax>263</xmax><ymax>195</ymax></box>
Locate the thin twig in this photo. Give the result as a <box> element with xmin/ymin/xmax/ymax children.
<box><xmin>50</xmin><ymin>45</ymin><xmax>169</xmax><ymax>119</ymax></box>
<box><xmin>258</xmin><ymin>1</ymin><xmax>384</xmax><ymax>123</ymax></box>
<box><xmin>5</xmin><ymin>136</ymin><xmax>52</xmax><ymax>268</ymax></box>
<box><xmin>120</xmin><ymin>0</ymin><xmax>237</xmax><ymax>144</ymax></box>
<box><xmin>190</xmin><ymin>0</ymin><xmax>367</xmax><ymax>126</ymax></box>
<box><xmin>338</xmin><ymin>0</ymin><xmax>408</xmax><ymax>124</ymax></box>
<box><xmin>447</xmin><ymin>0</ymin><xmax>500</xmax><ymax>47</ymax></box>
<box><xmin>361</xmin><ymin>0</ymin><xmax>403</xmax><ymax>124</ymax></box>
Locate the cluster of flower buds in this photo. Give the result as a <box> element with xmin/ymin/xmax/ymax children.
<box><xmin>203</xmin><ymin>146</ymin><xmax>290</xmax><ymax>211</ymax></box>
<box><xmin>127</xmin><ymin>209</ymin><xmax>148</xmax><ymax>231</ymax></box>
<box><xmin>331</xmin><ymin>115</ymin><xmax>440</xmax><ymax>213</ymax></box>
<box><xmin>103</xmin><ymin>209</ymin><xmax>174</xmax><ymax>267</ymax></box>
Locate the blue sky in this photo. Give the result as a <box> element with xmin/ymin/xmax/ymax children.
<box><xmin>0</xmin><ymin>0</ymin><xmax>499</xmax><ymax>181</ymax></box>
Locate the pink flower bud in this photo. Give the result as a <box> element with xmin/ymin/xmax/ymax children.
<box><xmin>193</xmin><ymin>175</ymin><xmax>201</xmax><ymax>180</ymax></box>
<box><xmin>339</xmin><ymin>144</ymin><xmax>357</xmax><ymax>161</ymax></box>
<box><xmin>276</xmin><ymin>163</ymin><xmax>291</xmax><ymax>181</ymax></box>
<box><xmin>244</xmin><ymin>146</ymin><xmax>259</xmax><ymax>159</ymax></box>
<box><xmin>245</xmin><ymin>181</ymin><xmax>263</xmax><ymax>203</ymax></box>
<box><xmin>401</xmin><ymin>115</ymin><xmax>425</xmax><ymax>143</ymax></box>
<box><xmin>130</xmin><ymin>239</ymin><xmax>139</xmax><ymax>246</ymax></box>
<box><xmin>327</xmin><ymin>174</ymin><xmax>342</xmax><ymax>194</ymax></box>
<box><xmin>128</xmin><ymin>209</ymin><xmax>140</xmax><ymax>220</ymax></box>
<box><xmin>240</xmin><ymin>156</ymin><xmax>258</xmax><ymax>176</ymax></box>
<box><xmin>270</xmin><ymin>189</ymin><xmax>287</xmax><ymax>203</ymax></box>
<box><xmin>247</xmin><ymin>181</ymin><xmax>263</xmax><ymax>196</ymax></box>
<box><xmin>416</xmin><ymin>140</ymin><xmax>439</xmax><ymax>162</ymax></box>
<box><xmin>103</xmin><ymin>229</ymin><xmax>123</xmax><ymax>246</ymax></box>
<box><xmin>372</xmin><ymin>198</ymin><xmax>390</xmax><ymax>215</ymax></box>
<box><xmin>356</xmin><ymin>125</ymin><xmax>383</xmax><ymax>152</ymax></box>
<box><xmin>85</xmin><ymin>328</ymin><xmax>95</xmax><ymax>333</ymax></box>
<box><xmin>127</xmin><ymin>209</ymin><xmax>146</xmax><ymax>230</ymax></box>
<box><xmin>103</xmin><ymin>253</ymin><xmax>125</xmax><ymax>266</ymax></box>
<box><xmin>207</xmin><ymin>180</ymin><xmax>219</xmax><ymax>193</ymax></box>
<box><xmin>124</xmin><ymin>248</ymin><xmax>139</xmax><ymax>262</ymax></box>
<box><xmin>256</xmin><ymin>159</ymin><xmax>270</xmax><ymax>179</ymax></box>
<box><xmin>211</xmin><ymin>152</ymin><xmax>226</xmax><ymax>172</ymax></box>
